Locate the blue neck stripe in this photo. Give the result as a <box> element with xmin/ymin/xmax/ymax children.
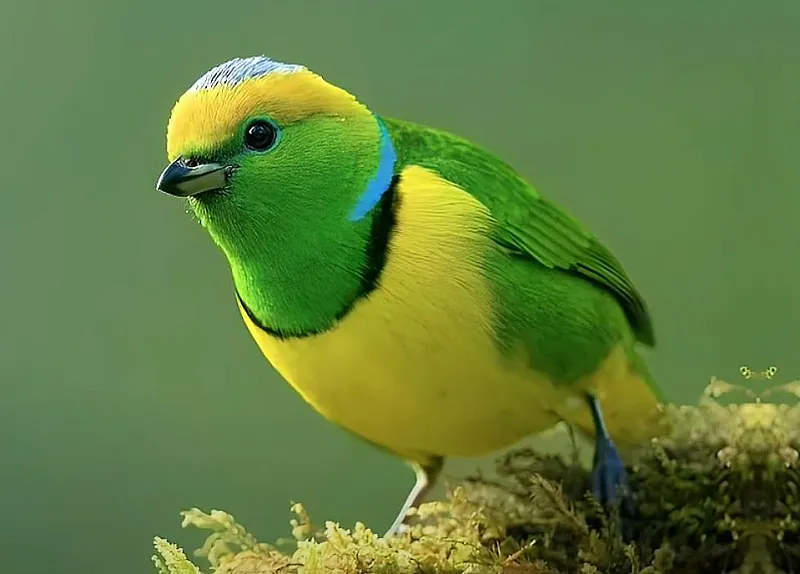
<box><xmin>349</xmin><ymin>118</ymin><xmax>397</xmax><ymax>222</ymax></box>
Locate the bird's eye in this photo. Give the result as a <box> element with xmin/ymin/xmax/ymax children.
<box><xmin>244</xmin><ymin>120</ymin><xmax>279</xmax><ymax>152</ymax></box>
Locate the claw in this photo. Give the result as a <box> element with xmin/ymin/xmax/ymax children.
<box><xmin>384</xmin><ymin>520</ymin><xmax>410</xmax><ymax>538</ymax></box>
<box><xmin>586</xmin><ymin>394</ymin><xmax>635</xmax><ymax>514</ymax></box>
<box><xmin>384</xmin><ymin>457</ymin><xmax>443</xmax><ymax>538</ymax></box>
<box><xmin>592</xmin><ymin>435</ymin><xmax>630</xmax><ymax>504</ymax></box>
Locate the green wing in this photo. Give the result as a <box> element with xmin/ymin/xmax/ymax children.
<box><xmin>382</xmin><ymin>117</ymin><xmax>655</xmax><ymax>347</ymax></box>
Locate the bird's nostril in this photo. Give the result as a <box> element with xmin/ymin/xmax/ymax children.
<box><xmin>182</xmin><ymin>157</ymin><xmax>199</xmax><ymax>168</ymax></box>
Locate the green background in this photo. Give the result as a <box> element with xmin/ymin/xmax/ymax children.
<box><xmin>2</xmin><ymin>1</ymin><xmax>798</xmax><ymax>572</ymax></box>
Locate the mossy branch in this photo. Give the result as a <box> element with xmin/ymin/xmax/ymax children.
<box><xmin>152</xmin><ymin>373</ymin><xmax>800</xmax><ymax>574</ymax></box>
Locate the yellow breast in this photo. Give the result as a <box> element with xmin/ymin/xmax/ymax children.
<box><xmin>236</xmin><ymin>165</ymin><xmax>572</xmax><ymax>462</ymax></box>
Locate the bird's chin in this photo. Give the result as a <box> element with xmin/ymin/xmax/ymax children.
<box><xmin>186</xmin><ymin>189</ymin><xmax>229</xmax><ymax>227</ymax></box>
<box><xmin>187</xmin><ymin>187</ymin><xmax>227</xmax><ymax>203</ymax></box>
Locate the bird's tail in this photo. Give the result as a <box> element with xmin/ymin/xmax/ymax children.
<box><xmin>567</xmin><ymin>345</ymin><xmax>668</xmax><ymax>452</ymax></box>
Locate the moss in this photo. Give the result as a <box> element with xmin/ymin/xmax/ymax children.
<box><xmin>152</xmin><ymin>373</ymin><xmax>800</xmax><ymax>574</ymax></box>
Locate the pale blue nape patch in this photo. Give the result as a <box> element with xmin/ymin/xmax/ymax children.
<box><xmin>349</xmin><ymin>118</ymin><xmax>397</xmax><ymax>222</ymax></box>
<box><xmin>188</xmin><ymin>56</ymin><xmax>305</xmax><ymax>93</ymax></box>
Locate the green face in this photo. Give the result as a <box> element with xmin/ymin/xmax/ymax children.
<box><xmin>183</xmin><ymin>113</ymin><xmax>380</xmax><ymax>261</ymax></box>
<box><xmin>156</xmin><ymin>102</ymin><xmax>385</xmax><ymax>336</ymax></box>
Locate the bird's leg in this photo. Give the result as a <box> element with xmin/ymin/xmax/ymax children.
<box><xmin>586</xmin><ymin>393</ymin><xmax>631</xmax><ymax>507</ymax></box>
<box><xmin>384</xmin><ymin>456</ymin><xmax>444</xmax><ymax>538</ymax></box>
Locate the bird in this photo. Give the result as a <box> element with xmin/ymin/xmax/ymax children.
<box><xmin>156</xmin><ymin>56</ymin><xmax>666</xmax><ymax>537</ymax></box>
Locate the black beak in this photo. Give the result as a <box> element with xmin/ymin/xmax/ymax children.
<box><xmin>156</xmin><ymin>157</ymin><xmax>229</xmax><ymax>197</ymax></box>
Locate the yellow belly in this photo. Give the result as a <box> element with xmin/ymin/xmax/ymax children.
<box><xmin>240</xmin><ymin>304</ymin><xmax>569</xmax><ymax>462</ymax></box>
<box><xmin>239</xmin><ymin>309</ymin><xmax>566</xmax><ymax>461</ymax></box>
<box><xmin>237</xmin><ymin>166</ymin><xmax>660</xmax><ymax>463</ymax></box>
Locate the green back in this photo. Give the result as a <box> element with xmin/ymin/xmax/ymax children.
<box><xmin>382</xmin><ymin>117</ymin><xmax>655</xmax><ymax>349</ymax></box>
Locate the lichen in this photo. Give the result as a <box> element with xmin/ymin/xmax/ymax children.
<box><xmin>152</xmin><ymin>372</ymin><xmax>800</xmax><ymax>574</ymax></box>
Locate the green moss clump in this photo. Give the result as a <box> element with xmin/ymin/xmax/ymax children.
<box><xmin>152</xmin><ymin>376</ymin><xmax>800</xmax><ymax>574</ymax></box>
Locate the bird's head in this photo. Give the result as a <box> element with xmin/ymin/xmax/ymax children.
<box><xmin>157</xmin><ymin>56</ymin><xmax>395</xmax><ymax>259</ymax></box>
<box><xmin>156</xmin><ymin>56</ymin><xmax>399</xmax><ymax>335</ymax></box>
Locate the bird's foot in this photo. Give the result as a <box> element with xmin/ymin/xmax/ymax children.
<box><xmin>591</xmin><ymin>436</ymin><xmax>633</xmax><ymax>511</ymax></box>
<box><xmin>383</xmin><ymin>457</ymin><xmax>443</xmax><ymax>539</ymax></box>
<box><xmin>383</xmin><ymin>519</ymin><xmax>411</xmax><ymax>539</ymax></box>
<box><xmin>383</xmin><ymin>492</ymin><xmax>420</xmax><ymax>539</ymax></box>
